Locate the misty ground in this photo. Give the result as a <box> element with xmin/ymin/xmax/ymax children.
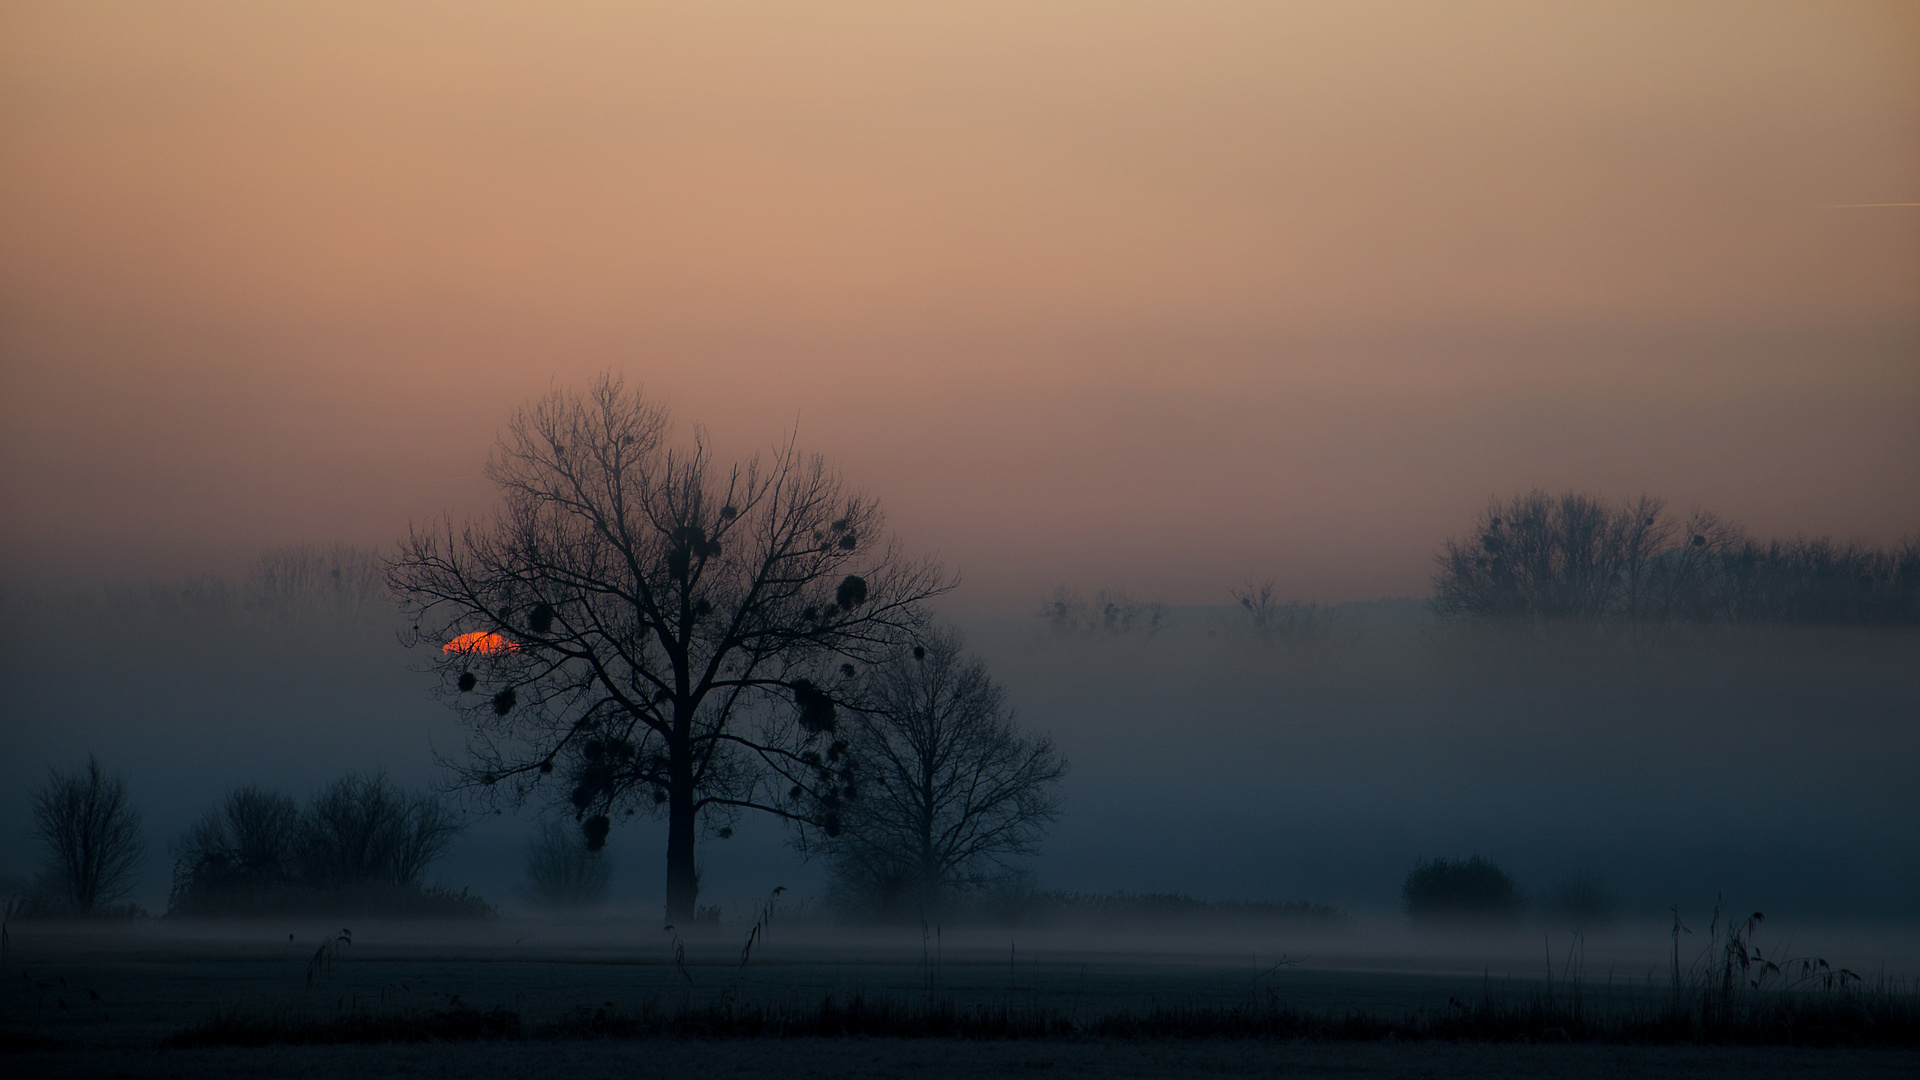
<box><xmin>4</xmin><ymin>594</ymin><xmax>1916</xmax><ymax>925</ymax></box>
<box><xmin>6</xmin><ymin>917</ymin><xmax>1919</xmax><ymax>1078</ymax></box>
<box><xmin>5</xmin><ymin>590</ymin><xmax>1916</xmax><ymax>1080</ymax></box>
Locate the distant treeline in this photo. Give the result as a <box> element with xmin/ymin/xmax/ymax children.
<box><xmin>1434</xmin><ymin>491</ymin><xmax>1918</xmax><ymax>627</ymax></box>
<box><xmin>34</xmin><ymin>542</ymin><xmax>388</xmax><ymax>619</ymax></box>
<box><xmin>169</xmin><ymin>773</ymin><xmax>490</xmax><ymax>918</ymax></box>
<box><xmin>1038</xmin><ymin>588</ymin><xmax>1173</xmax><ymax>638</ymax></box>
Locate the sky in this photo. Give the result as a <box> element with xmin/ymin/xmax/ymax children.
<box><xmin>2</xmin><ymin>0</ymin><xmax>1916</xmax><ymax>610</ymax></box>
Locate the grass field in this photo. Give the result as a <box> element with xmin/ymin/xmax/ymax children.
<box><xmin>6</xmin><ymin>916</ymin><xmax>1918</xmax><ymax>1078</ymax></box>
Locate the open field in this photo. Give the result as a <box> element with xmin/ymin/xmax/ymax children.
<box><xmin>16</xmin><ymin>1037</ymin><xmax>1920</xmax><ymax>1080</ymax></box>
<box><xmin>6</xmin><ymin>917</ymin><xmax>1918</xmax><ymax>1078</ymax></box>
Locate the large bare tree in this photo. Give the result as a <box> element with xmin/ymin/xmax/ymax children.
<box><xmin>387</xmin><ymin>376</ymin><xmax>948</xmax><ymax>920</ymax></box>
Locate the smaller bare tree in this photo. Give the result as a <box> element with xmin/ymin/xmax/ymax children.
<box><xmin>31</xmin><ymin>756</ymin><xmax>145</xmax><ymax>914</ymax></box>
<box><xmin>812</xmin><ymin>628</ymin><xmax>1066</xmax><ymax>919</ymax></box>
<box><xmin>171</xmin><ymin>785</ymin><xmax>303</xmax><ymax>902</ymax></box>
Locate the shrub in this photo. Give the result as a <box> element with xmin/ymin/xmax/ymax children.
<box><xmin>168</xmin><ymin>773</ymin><xmax>474</xmax><ymax>917</ymax></box>
<box><xmin>1401</xmin><ymin>856</ymin><xmax>1524</xmax><ymax>925</ymax></box>
<box><xmin>30</xmin><ymin>756</ymin><xmax>145</xmax><ymax>915</ymax></box>
<box><xmin>297</xmin><ymin>772</ymin><xmax>460</xmax><ymax>888</ymax></box>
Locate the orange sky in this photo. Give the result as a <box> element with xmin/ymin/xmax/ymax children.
<box><xmin>2</xmin><ymin>1</ymin><xmax>1916</xmax><ymax>607</ymax></box>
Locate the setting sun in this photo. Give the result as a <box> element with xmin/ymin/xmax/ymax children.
<box><xmin>441</xmin><ymin>631</ymin><xmax>518</xmax><ymax>656</ymax></box>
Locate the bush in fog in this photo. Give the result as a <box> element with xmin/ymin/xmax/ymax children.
<box><xmin>298</xmin><ymin>773</ymin><xmax>461</xmax><ymax>887</ymax></box>
<box><xmin>169</xmin><ymin>773</ymin><xmax>479</xmax><ymax>917</ymax></box>
<box><xmin>1541</xmin><ymin>872</ymin><xmax>1617</xmax><ymax>928</ymax></box>
<box><xmin>1434</xmin><ymin>490</ymin><xmax>1919</xmax><ymax>626</ymax></box>
<box><xmin>1402</xmin><ymin>856</ymin><xmax>1524</xmax><ymax>926</ymax></box>
<box><xmin>814</xmin><ymin>628</ymin><xmax>1066</xmax><ymax>920</ymax></box>
<box><xmin>1039</xmin><ymin>587</ymin><xmax>1171</xmax><ymax>638</ymax></box>
<box><xmin>519</xmin><ymin>820</ymin><xmax>611</xmax><ymax>910</ymax></box>
<box><xmin>28</xmin><ymin>756</ymin><xmax>145</xmax><ymax>916</ymax></box>
<box><xmin>171</xmin><ymin>786</ymin><xmax>302</xmax><ymax>895</ymax></box>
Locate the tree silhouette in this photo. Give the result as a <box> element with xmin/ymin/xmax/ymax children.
<box><xmin>1402</xmin><ymin>855</ymin><xmax>1523</xmax><ymax>926</ymax></box>
<box><xmin>814</xmin><ymin>627</ymin><xmax>1065</xmax><ymax>919</ymax></box>
<box><xmin>1432</xmin><ymin>491</ymin><xmax>1671</xmax><ymax>623</ymax></box>
<box><xmin>387</xmin><ymin>375</ymin><xmax>949</xmax><ymax>920</ymax></box>
<box><xmin>31</xmin><ymin>756</ymin><xmax>144</xmax><ymax>914</ymax></box>
<box><xmin>1434</xmin><ymin>490</ymin><xmax>1919</xmax><ymax>627</ymax></box>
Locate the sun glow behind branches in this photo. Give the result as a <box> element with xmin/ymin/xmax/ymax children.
<box><xmin>442</xmin><ymin>631</ymin><xmax>518</xmax><ymax>656</ymax></box>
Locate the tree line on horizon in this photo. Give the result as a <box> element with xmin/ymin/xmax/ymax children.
<box><xmin>1432</xmin><ymin>490</ymin><xmax>1918</xmax><ymax>627</ymax></box>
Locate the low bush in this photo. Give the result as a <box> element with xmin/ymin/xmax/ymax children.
<box><xmin>168</xmin><ymin>773</ymin><xmax>484</xmax><ymax>918</ymax></box>
<box><xmin>1402</xmin><ymin>856</ymin><xmax>1524</xmax><ymax>926</ymax></box>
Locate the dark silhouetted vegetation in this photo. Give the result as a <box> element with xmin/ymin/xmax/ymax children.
<box><xmin>814</xmin><ymin>628</ymin><xmax>1065</xmax><ymax>920</ymax></box>
<box><xmin>168</xmin><ymin>773</ymin><xmax>484</xmax><ymax>917</ymax></box>
<box><xmin>1402</xmin><ymin>856</ymin><xmax>1524</xmax><ymax>925</ymax></box>
<box><xmin>1228</xmin><ymin>579</ymin><xmax>1335</xmax><ymax>645</ymax></box>
<box><xmin>1038</xmin><ymin>587</ymin><xmax>1171</xmax><ymax>638</ymax></box>
<box><xmin>1433</xmin><ymin>490</ymin><xmax>1919</xmax><ymax>626</ymax></box>
<box><xmin>25</xmin><ymin>755</ymin><xmax>145</xmax><ymax>917</ymax></box>
<box><xmin>385</xmin><ymin>375</ymin><xmax>950</xmax><ymax>921</ymax></box>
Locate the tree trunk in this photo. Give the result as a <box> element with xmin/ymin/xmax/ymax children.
<box><xmin>664</xmin><ymin>731</ymin><xmax>699</xmax><ymax>923</ymax></box>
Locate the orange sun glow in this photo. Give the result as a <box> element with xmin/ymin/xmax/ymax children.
<box><xmin>442</xmin><ymin>631</ymin><xmax>519</xmax><ymax>655</ymax></box>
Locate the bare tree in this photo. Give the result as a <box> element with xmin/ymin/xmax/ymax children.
<box><xmin>815</xmin><ymin>627</ymin><xmax>1065</xmax><ymax>919</ymax></box>
<box><xmin>171</xmin><ymin>785</ymin><xmax>303</xmax><ymax>897</ymax></box>
<box><xmin>31</xmin><ymin>756</ymin><xmax>145</xmax><ymax>914</ymax></box>
<box><xmin>298</xmin><ymin>773</ymin><xmax>461</xmax><ymax>888</ymax></box>
<box><xmin>1434</xmin><ymin>491</ymin><xmax>1920</xmax><ymax>627</ymax></box>
<box><xmin>1432</xmin><ymin>491</ymin><xmax>1670</xmax><ymax>623</ymax></box>
<box><xmin>386</xmin><ymin>375</ymin><xmax>950</xmax><ymax>920</ymax></box>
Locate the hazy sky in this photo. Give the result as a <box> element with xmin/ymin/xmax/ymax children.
<box><xmin>3</xmin><ymin>1</ymin><xmax>1915</xmax><ymax>608</ymax></box>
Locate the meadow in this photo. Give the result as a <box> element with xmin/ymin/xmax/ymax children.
<box><xmin>6</xmin><ymin>912</ymin><xmax>1919</xmax><ymax>1078</ymax></box>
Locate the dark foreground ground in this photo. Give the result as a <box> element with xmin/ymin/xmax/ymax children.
<box><xmin>15</xmin><ymin>1038</ymin><xmax>1920</xmax><ymax>1080</ymax></box>
<box><xmin>8</xmin><ymin>918</ymin><xmax>1919</xmax><ymax>1079</ymax></box>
